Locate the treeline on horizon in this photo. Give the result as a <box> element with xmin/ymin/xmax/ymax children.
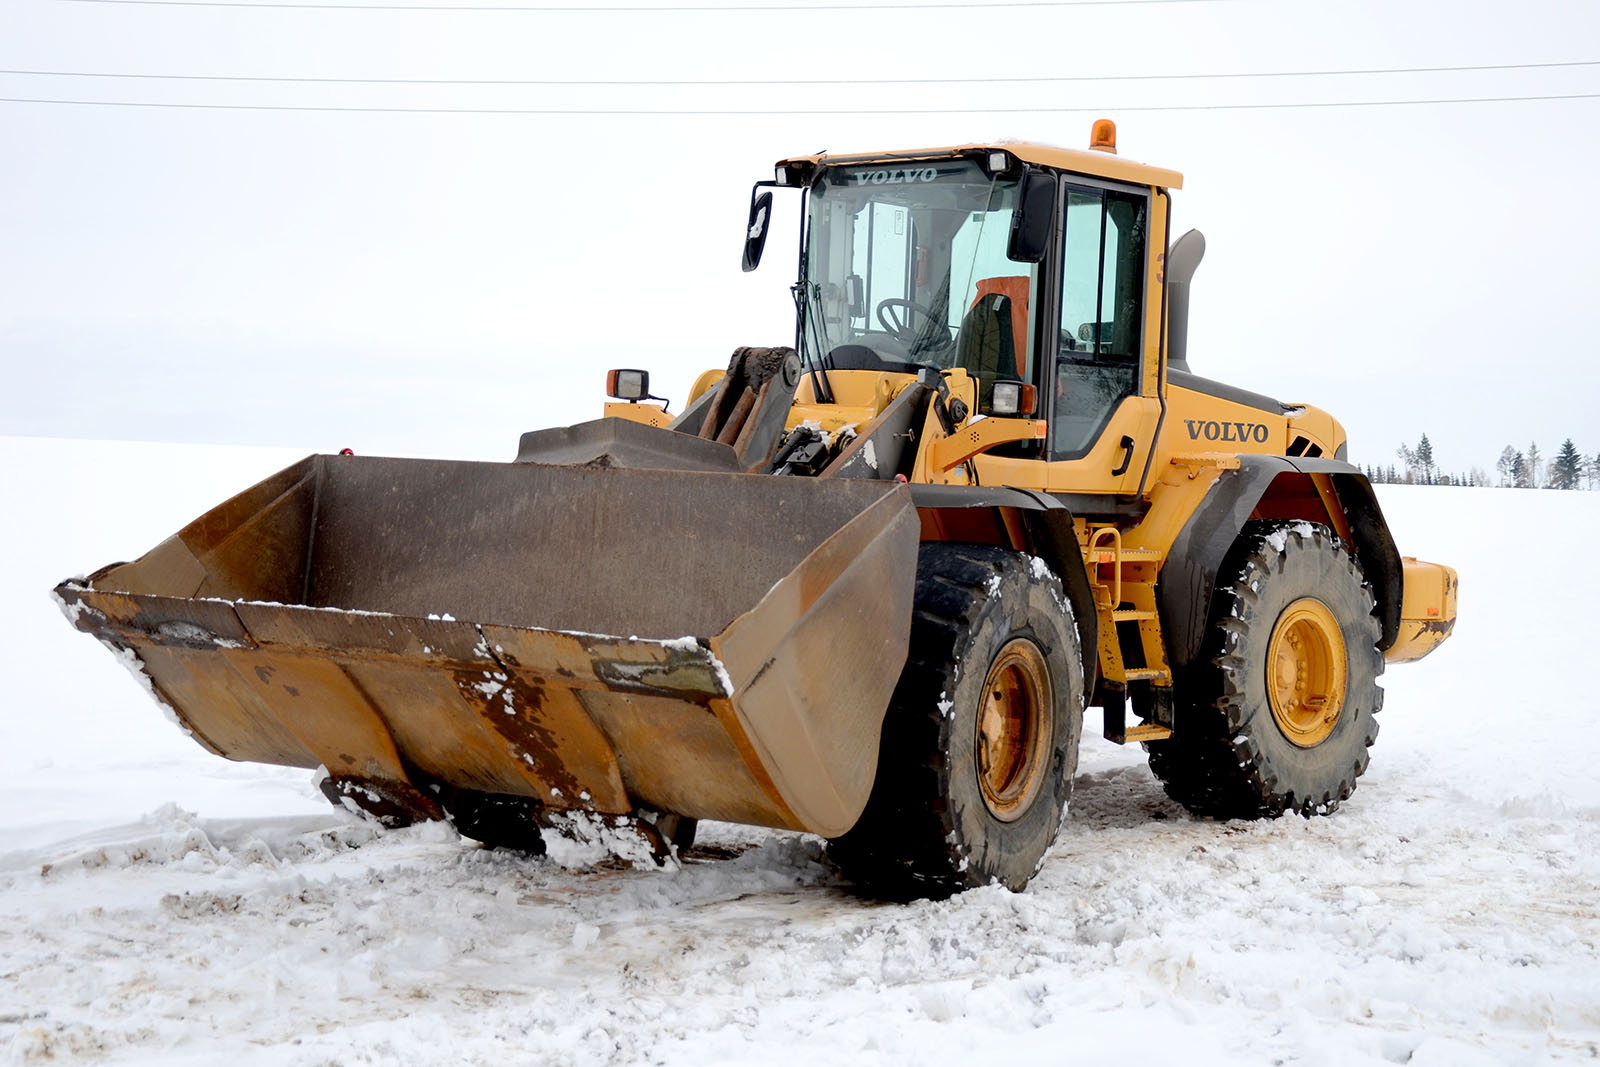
<box><xmin>1360</xmin><ymin>435</ymin><xmax>1598</xmax><ymax>489</ymax></box>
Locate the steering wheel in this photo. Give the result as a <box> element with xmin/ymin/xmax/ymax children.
<box><xmin>876</xmin><ymin>298</ymin><xmax>945</xmax><ymax>347</ymax></box>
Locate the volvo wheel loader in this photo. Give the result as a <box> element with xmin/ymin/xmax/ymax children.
<box><xmin>56</xmin><ymin>122</ymin><xmax>1457</xmax><ymax>899</ymax></box>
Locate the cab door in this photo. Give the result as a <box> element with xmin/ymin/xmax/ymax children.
<box><xmin>1042</xmin><ymin>179</ymin><xmax>1164</xmax><ymax>496</ymax></box>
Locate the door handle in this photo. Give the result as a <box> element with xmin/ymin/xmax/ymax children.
<box><xmin>1111</xmin><ymin>435</ymin><xmax>1135</xmax><ymax>476</ymax></box>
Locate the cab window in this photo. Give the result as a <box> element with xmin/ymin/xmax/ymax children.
<box><xmin>1054</xmin><ymin>185</ymin><xmax>1147</xmax><ymax>457</ymax></box>
<box><xmin>802</xmin><ymin>160</ymin><xmax>1040</xmax><ymax>406</ymax></box>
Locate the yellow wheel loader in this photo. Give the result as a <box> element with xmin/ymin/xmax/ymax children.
<box><xmin>56</xmin><ymin>122</ymin><xmax>1456</xmax><ymax>899</ymax></box>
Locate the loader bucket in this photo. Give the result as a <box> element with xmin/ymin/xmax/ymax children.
<box><xmin>56</xmin><ymin>453</ymin><xmax>920</xmax><ymax>838</ymax></box>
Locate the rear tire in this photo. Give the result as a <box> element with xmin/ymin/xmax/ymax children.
<box><xmin>829</xmin><ymin>544</ymin><xmax>1084</xmax><ymax>898</ymax></box>
<box><xmin>1149</xmin><ymin>520</ymin><xmax>1383</xmax><ymax>818</ymax></box>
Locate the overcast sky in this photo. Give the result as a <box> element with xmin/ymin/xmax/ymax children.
<box><xmin>4</xmin><ymin>0</ymin><xmax>1598</xmax><ymax>474</ymax></box>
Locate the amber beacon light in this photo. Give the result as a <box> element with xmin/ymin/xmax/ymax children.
<box><xmin>1089</xmin><ymin>119</ymin><xmax>1118</xmax><ymax>153</ymax></box>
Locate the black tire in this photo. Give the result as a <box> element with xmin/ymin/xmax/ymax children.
<box><xmin>1149</xmin><ymin>520</ymin><xmax>1383</xmax><ymax>818</ymax></box>
<box><xmin>829</xmin><ymin>544</ymin><xmax>1084</xmax><ymax>899</ymax></box>
<box><xmin>441</xmin><ymin>789</ymin><xmax>548</xmax><ymax>855</ymax></box>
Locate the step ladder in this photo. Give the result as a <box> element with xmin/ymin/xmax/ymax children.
<box><xmin>1084</xmin><ymin>527</ymin><xmax>1175</xmax><ymax>744</ymax></box>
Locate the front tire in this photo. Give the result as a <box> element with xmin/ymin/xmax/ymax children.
<box><xmin>829</xmin><ymin>544</ymin><xmax>1084</xmax><ymax>898</ymax></box>
<box><xmin>1149</xmin><ymin>520</ymin><xmax>1383</xmax><ymax>818</ymax></box>
<box><xmin>440</xmin><ymin>788</ymin><xmax>548</xmax><ymax>854</ymax></box>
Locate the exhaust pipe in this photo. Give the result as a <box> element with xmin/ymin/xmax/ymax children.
<box><xmin>1165</xmin><ymin>229</ymin><xmax>1205</xmax><ymax>375</ymax></box>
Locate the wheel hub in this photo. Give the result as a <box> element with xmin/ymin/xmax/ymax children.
<box><xmin>1266</xmin><ymin>598</ymin><xmax>1347</xmax><ymax>748</ymax></box>
<box><xmin>975</xmin><ymin>639</ymin><xmax>1053</xmax><ymax>821</ymax></box>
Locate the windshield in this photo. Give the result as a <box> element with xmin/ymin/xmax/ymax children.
<box><xmin>801</xmin><ymin>160</ymin><xmax>1040</xmax><ymax>399</ymax></box>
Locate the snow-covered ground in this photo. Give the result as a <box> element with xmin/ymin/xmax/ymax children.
<box><xmin>2</xmin><ymin>435</ymin><xmax>1596</xmax><ymax>1065</ymax></box>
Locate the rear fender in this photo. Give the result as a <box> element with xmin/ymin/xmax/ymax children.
<box><xmin>1158</xmin><ymin>457</ymin><xmax>1402</xmax><ymax>668</ymax></box>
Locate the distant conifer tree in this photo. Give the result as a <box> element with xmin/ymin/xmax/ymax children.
<box><xmin>1552</xmin><ymin>439</ymin><xmax>1583</xmax><ymax>490</ymax></box>
<box><xmin>1415</xmin><ymin>434</ymin><xmax>1436</xmax><ymax>484</ymax></box>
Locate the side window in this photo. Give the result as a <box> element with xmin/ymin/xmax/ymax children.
<box><xmin>1053</xmin><ymin>185</ymin><xmax>1147</xmax><ymax>456</ymax></box>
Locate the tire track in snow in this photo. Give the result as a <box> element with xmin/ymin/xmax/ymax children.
<box><xmin>2</xmin><ymin>759</ymin><xmax>1596</xmax><ymax>1064</ymax></box>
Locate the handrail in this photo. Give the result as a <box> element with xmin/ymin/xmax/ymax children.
<box><xmin>1085</xmin><ymin>526</ymin><xmax>1123</xmax><ymax>607</ymax></box>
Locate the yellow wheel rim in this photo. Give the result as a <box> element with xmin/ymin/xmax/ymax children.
<box><xmin>1266</xmin><ymin>598</ymin><xmax>1347</xmax><ymax>748</ymax></box>
<box><xmin>976</xmin><ymin>639</ymin><xmax>1053</xmax><ymax>821</ymax></box>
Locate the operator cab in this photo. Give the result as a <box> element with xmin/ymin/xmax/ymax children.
<box><xmin>787</xmin><ymin>144</ymin><xmax>1155</xmax><ymax>463</ymax></box>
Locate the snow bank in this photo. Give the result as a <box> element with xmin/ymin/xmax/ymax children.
<box><xmin>1</xmin><ymin>438</ymin><xmax>1597</xmax><ymax>1064</ymax></box>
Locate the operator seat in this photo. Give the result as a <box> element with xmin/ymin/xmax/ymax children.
<box><xmin>972</xmin><ymin>276</ymin><xmax>1031</xmax><ymax>378</ymax></box>
<box><xmin>954</xmin><ymin>291</ymin><xmax>1019</xmax><ymax>411</ymax></box>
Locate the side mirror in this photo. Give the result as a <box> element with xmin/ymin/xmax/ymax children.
<box><xmin>741</xmin><ymin>189</ymin><xmax>774</xmax><ymax>272</ymax></box>
<box><xmin>845</xmin><ymin>274</ymin><xmax>865</xmax><ymax>319</ymax></box>
<box><xmin>1007</xmin><ymin>169</ymin><xmax>1057</xmax><ymax>264</ymax></box>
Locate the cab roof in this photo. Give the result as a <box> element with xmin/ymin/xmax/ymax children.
<box><xmin>777</xmin><ymin>139</ymin><xmax>1183</xmax><ymax>191</ymax></box>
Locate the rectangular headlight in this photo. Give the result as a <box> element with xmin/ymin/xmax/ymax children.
<box><xmin>606</xmin><ymin>368</ymin><xmax>650</xmax><ymax>401</ymax></box>
<box><xmin>990</xmin><ymin>381</ymin><xmax>1036</xmax><ymax>417</ymax></box>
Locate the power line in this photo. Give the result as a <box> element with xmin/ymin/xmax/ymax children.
<box><xmin>4</xmin><ymin>58</ymin><xmax>1597</xmax><ymax>86</ymax></box>
<box><xmin>58</xmin><ymin>0</ymin><xmax>1230</xmax><ymax>9</ymax></box>
<box><xmin>4</xmin><ymin>91</ymin><xmax>1599</xmax><ymax>114</ymax></box>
